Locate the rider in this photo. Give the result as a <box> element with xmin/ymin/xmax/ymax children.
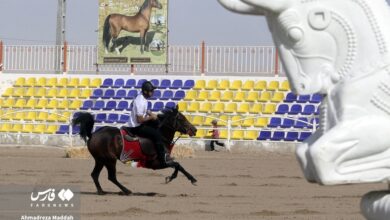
<box><xmin>125</xmin><ymin>81</ymin><xmax>174</xmax><ymax>166</ymax></box>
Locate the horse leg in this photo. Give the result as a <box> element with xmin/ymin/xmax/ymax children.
<box><xmin>140</xmin><ymin>30</ymin><xmax>146</xmax><ymax>54</ymax></box>
<box><xmin>170</xmin><ymin>162</ymin><xmax>197</xmax><ymax>185</ymax></box>
<box><xmin>165</xmin><ymin>166</ymin><xmax>179</xmax><ymax>184</ymax></box>
<box><xmin>91</xmin><ymin>159</ymin><xmax>105</xmax><ymax>195</ymax></box>
<box><xmin>105</xmin><ymin>159</ymin><xmax>132</xmax><ymax>195</ymax></box>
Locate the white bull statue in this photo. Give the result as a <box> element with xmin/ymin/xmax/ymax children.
<box><xmin>217</xmin><ymin>0</ymin><xmax>390</xmax><ymax>219</ymax></box>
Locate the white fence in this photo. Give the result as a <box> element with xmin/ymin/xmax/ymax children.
<box><xmin>0</xmin><ymin>44</ymin><xmax>283</xmax><ymax>75</ymax></box>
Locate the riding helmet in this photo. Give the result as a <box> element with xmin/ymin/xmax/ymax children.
<box><xmin>141</xmin><ymin>81</ymin><xmax>157</xmax><ymax>93</ymax></box>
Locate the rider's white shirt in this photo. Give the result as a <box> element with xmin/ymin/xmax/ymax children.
<box><xmin>128</xmin><ymin>94</ymin><xmax>147</xmax><ymax>127</ymax></box>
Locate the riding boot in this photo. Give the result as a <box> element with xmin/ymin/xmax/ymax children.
<box><xmin>156</xmin><ymin>143</ymin><xmax>174</xmax><ymax>166</ymax></box>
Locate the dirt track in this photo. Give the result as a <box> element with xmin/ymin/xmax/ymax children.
<box><xmin>0</xmin><ymin>147</ymin><xmax>384</xmax><ymax>220</ymax></box>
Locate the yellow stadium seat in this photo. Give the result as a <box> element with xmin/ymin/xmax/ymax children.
<box><xmin>267</xmin><ymin>81</ymin><xmax>279</xmax><ymax>91</ymax></box>
<box><xmin>3</xmin><ymin>99</ymin><xmax>15</xmax><ymax>108</ymax></box>
<box><xmin>58</xmin><ymin>112</ymin><xmax>71</xmax><ymax>122</ymax></box>
<box><xmin>80</xmin><ymin>89</ymin><xmax>92</xmax><ymax>99</ymax></box>
<box><xmin>250</xmin><ymin>103</ymin><xmax>263</xmax><ymax>114</ymax></box>
<box><xmin>204</xmin><ymin>116</ymin><xmax>215</xmax><ymax>126</ymax></box>
<box><xmin>90</xmin><ymin>78</ymin><xmax>102</xmax><ymax>88</ymax></box>
<box><xmin>26</xmin><ymin>99</ymin><xmax>37</xmax><ymax>109</ymax></box>
<box><xmin>57</xmin><ymin>89</ymin><xmax>68</xmax><ymax>98</ymax></box>
<box><xmin>254</xmin><ymin>80</ymin><xmax>267</xmax><ymax>91</ymax></box>
<box><xmin>208</xmin><ymin>91</ymin><xmax>221</xmax><ymax>101</ymax></box>
<box><xmin>69</xmin><ymin>100</ymin><xmax>82</xmax><ymax>110</ymax></box>
<box><xmin>25</xmin><ymin>112</ymin><xmax>37</xmax><ymax>121</ymax></box>
<box><xmin>254</xmin><ymin>117</ymin><xmax>269</xmax><ymax>127</ymax></box>
<box><xmin>191</xmin><ymin>116</ymin><xmax>204</xmax><ymax>126</ymax></box>
<box><xmin>58</xmin><ymin>78</ymin><xmax>68</xmax><ymax>87</ymax></box>
<box><xmin>230</xmin><ymin>80</ymin><xmax>242</xmax><ymax>91</ymax></box>
<box><xmin>14</xmin><ymin>99</ymin><xmax>26</xmax><ymax>108</ymax></box>
<box><xmin>25</xmin><ymin>88</ymin><xmax>34</xmax><ymax>98</ymax></box>
<box><xmin>36</xmin><ymin>112</ymin><xmax>48</xmax><ymax>121</ymax></box>
<box><xmin>34</xmin><ymin>88</ymin><xmax>46</xmax><ymax>98</ymax></box>
<box><xmin>211</xmin><ymin>103</ymin><xmax>225</xmax><ymax>113</ymax></box>
<box><xmin>246</xmin><ymin>92</ymin><xmax>259</xmax><ymax>102</ymax></box>
<box><xmin>242</xmin><ymin>118</ymin><xmax>254</xmax><ymax>127</ymax></box>
<box><xmin>10</xmin><ymin>124</ymin><xmax>23</xmax><ymax>133</ymax></box>
<box><xmin>68</xmin><ymin>78</ymin><xmax>80</xmax><ymax>88</ymax></box>
<box><xmin>33</xmin><ymin>125</ymin><xmax>46</xmax><ymax>134</ymax></box>
<box><xmin>221</xmin><ymin>91</ymin><xmax>233</xmax><ymax>102</ymax></box>
<box><xmin>26</xmin><ymin>78</ymin><xmax>36</xmax><ymax>87</ymax></box>
<box><xmin>13</xmin><ymin>88</ymin><xmax>25</xmax><ymax>97</ymax></box>
<box><xmin>232</xmin><ymin>130</ymin><xmax>244</xmax><ymax>140</ymax></box>
<box><xmin>184</xmin><ymin>90</ymin><xmax>196</xmax><ymax>101</ymax></box>
<box><xmin>36</xmin><ymin>77</ymin><xmax>47</xmax><ymax>87</ymax></box>
<box><xmin>68</xmin><ymin>89</ymin><xmax>81</xmax><ymax>98</ymax></box>
<box><xmin>244</xmin><ymin>130</ymin><xmax>258</xmax><ymax>140</ymax></box>
<box><xmin>263</xmin><ymin>104</ymin><xmax>276</xmax><ymax>114</ymax></box>
<box><xmin>195</xmin><ymin>129</ymin><xmax>206</xmax><ymax>138</ymax></box>
<box><xmin>178</xmin><ymin>102</ymin><xmax>187</xmax><ymax>112</ymax></box>
<box><xmin>271</xmin><ymin>92</ymin><xmax>285</xmax><ymax>103</ymax></box>
<box><xmin>46</xmin><ymin>78</ymin><xmax>58</xmax><ymax>87</ymax></box>
<box><xmin>193</xmin><ymin>80</ymin><xmax>205</xmax><ymax>90</ymax></box>
<box><xmin>47</xmin><ymin>100</ymin><xmax>58</xmax><ymax>109</ymax></box>
<box><xmin>47</xmin><ymin>113</ymin><xmax>59</xmax><ymax>122</ymax></box>
<box><xmin>280</xmin><ymin>80</ymin><xmax>290</xmax><ymax>91</ymax></box>
<box><xmin>233</xmin><ymin>91</ymin><xmax>245</xmax><ymax>102</ymax></box>
<box><xmin>57</xmin><ymin>100</ymin><xmax>69</xmax><ymax>110</ymax></box>
<box><xmin>205</xmin><ymin>80</ymin><xmax>217</xmax><ymax>90</ymax></box>
<box><xmin>199</xmin><ymin>103</ymin><xmax>212</xmax><ymax>113</ymax></box>
<box><xmin>2</xmin><ymin>110</ymin><xmax>15</xmax><ymax>120</ymax></box>
<box><xmin>259</xmin><ymin>91</ymin><xmax>271</xmax><ymax>102</ymax></box>
<box><xmin>14</xmin><ymin>77</ymin><xmax>26</xmax><ymax>87</ymax></box>
<box><xmin>79</xmin><ymin>78</ymin><xmax>90</xmax><ymax>88</ymax></box>
<box><xmin>217</xmin><ymin>80</ymin><xmax>230</xmax><ymax>90</ymax></box>
<box><xmin>23</xmin><ymin>124</ymin><xmax>34</xmax><ymax>133</ymax></box>
<box><xmin>46</xmin><ymin>88</ymin><xmax>57</xmax><ymax>98</ymax></box>
<box><xmin>187</xmin><ymin>102</ymin><xmax>200</xmax><ymax>113</ymax></box>
<box><xmin>0</xmin><ymin>109</ymin><xmax>3</xmax><ymax>118</ymax></box>
<box><xmin>2</xmin><ymin>88</ymin><xmax>13</xmax><ymax>97</ymax></box>
<box><xmin>0</xmin><ymin>123</ymin><xmax>12</xmax><ymax>132</ymax></box>
<box><xmin>0</xmin><ymin>99</ymin><xmax>3</xmax><ymax>108</ymax></box>
<box><xmin>220</xmin><ymin>130</ymin><xmax>228</xmax><ymax>139</ymax></box>
<box><xmin>225</xmin><ymin>103</ymin><xmax>237</xmax><ymax>113</ymax></box>
<box><xmin>242</xmin><ymin>80</ymin><xmax>254</xmax><ymax>91</ymax></box>
<box><xmin>231</xmin><ymin>116</ymin><xmax>242</xmax><ymax>127</ymax></box>
<box><xmin>46</xmin><ymin>125</ymin><xmax>59</xmax><ymax>134</ymax></box>
<box><xmin>14</xmin><ymin>112</ymin><xmax>25</xmax><ymax>121</ymax></box>
<box><xmin>36</xmin><ymin>99</ymin><xmax>48</xmax><ymax>109</ymax></box>
<box><xmin>218</xmin><ymin>115</ymin><xmax>229</xmax><ymax>126</ymax></box>
<box><xmin>237</xmin><ymin>103</ymin><xmax>250</xmax><ymax>114</ymax></box>
<box><xmin>196</xmin><ymin>91</ymin><xmax>208</xmax><ymax>101</ymax></box>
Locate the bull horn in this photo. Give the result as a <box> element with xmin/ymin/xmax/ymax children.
<box><xmin>241</xmin><ymin>0</ymin><xmax>293</xmax><ymax>13</ymax></box>
<box><xmin>217</xmin><ymin>0</ymin><xmax>266</xmax><ymax>15</ymax></box>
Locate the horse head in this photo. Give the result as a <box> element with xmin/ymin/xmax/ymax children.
<box><xmin>159</xmin><ymin>106</ymin><xmax>197</xmax><ymax>137</ymax></box>
<box><xmin>150</xmin><ymin>0</ymin><xmax>163</xmax><ymax>10</ymax></box>
<box><xmin>218</xmin><ymin>0</ymin><xmax>390</xmax><ymax>95</ymax></box>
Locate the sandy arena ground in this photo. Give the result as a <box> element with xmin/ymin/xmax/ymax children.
<box><xmin>0</xmin><ymin>146</ymin><xmax>385</xmax><ymax>220</ymax></box>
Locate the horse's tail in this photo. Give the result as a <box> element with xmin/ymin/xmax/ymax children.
<box><xmin>103</xmin><ymin>15</ymin><xmax>112</xmax><ymax>50</ymax></box>
<box><xmin>72</xmin><ymin>112</ymin><xmax>94</xmax><ymax>144</ymax></box>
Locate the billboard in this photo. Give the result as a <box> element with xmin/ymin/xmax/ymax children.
<box><xmin>98</xmin><ymin>0</ymin><xmax>168</xmax><ymax>64</ymax></box>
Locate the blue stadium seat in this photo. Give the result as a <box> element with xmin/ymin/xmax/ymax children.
<box><xmin>116</xmin><ymin>101</ymin><xmax>129</xmax><ymax>111</ymax></box>
<box><xmin>281</xmin><ymin>118</ymin><xmax>294</xmax><ymax>128</ymax></box>
<box><xmin>285</xmin><ymin>93</ymin><xmax>297</xmax><ymax>103</ymax></box>
<box><xmin>102</xmin><ymin>78</ymin><xmax>113</xmax><ymax>88</ymax></box>
<box><xmin>150</xmin><ymin>79</ymin><xmax>159</xmax><ymax>88</ymax></box>
<box><xmin>103</xmin><ymin>89</ymin><xmax>115</xmax><ymax>99</ymax></box>
<box><xmin>302</xmin><ymin>105</ymin><xmax>315</xmax><ymax>115</ymax></box>
<box><xmin>147</xmin><ymin>102</ymin><xmax>152</xmax><ymax>110</ymax></box>
<box><xmin>285</xmin><ymin>132</ymin><xmax>299</xmax><ymax>142</ymax></box>
<box><xmin>126</xmin><ymin>90</ymin><xmax>138</xmax><ymax>100</ymax></box>
<box><xmin>297</xmin><ymin>95</ymin><xmax>311</xmax><ymax>103</ymax></box>
<box><xmin>165</xmin><ymin>102</ymin><xmax>176</xmax><ymax>109</ymax></box>
<box><xmin>152</xmin><ymin>102</ymin><xmax>164</xmax><ymax>112</ymax></box>
<box><xmin>72</xmin><ymin>126</ymin><xmax>80</xmax><ymax>134</ymax></box>
<box><xmin>136</xmin><ymin>79</ymin><xmax>147</xmax><ymax>88</ymax></box>
<box><xmin>183</xmin><ymin>80</ymin><xmax>195</xmax><ymax>89</ymax></box>
<box><xmin>173</xmin><ymin>90</ymin><xmax>185</xmax><ymax>100</ymax></box>
<box><xmin>106</xmin><ymin>114</ymin><xmax>119</xmax><ymax>123</ymax></box>
<box><xmin>315</xmin><ymin>106</ymin><xmax>320</xmax><ymax>115</ymax></box>
<box><xmin>92</xmin><ymin>101</ymin><xmax>105</xmax><ymax>110</ymax></box>
<box><xmin>268</xmin><ymin>118</ymin><xmax>282</xmax><ymax>128</ymax></box>
<box><xmin>289</xmin><ymin>104</ymin><xmax>302</xmax><ymax>115</ymax></box>
<box><xmin>257</xmin><ymin>131</ymin><xmax>271</xmax><ymax>140</ymax></box>
<box><xmin>161</xmin><ymin>90</ymin><xmax>174</xmax><ymax>100</ymax></box>
<box><xmin>113</xmin><ymin>79</ymin><xmax>125</xmax><ymax>88</ymax></box>
<box><xmin>115</xmin><ymin>90</ymin><xmax>127</xmax><ymax>99</ymax></box>
<box><xmin>150</xmin><ymin>90</ymin><xmax>161</xmax><ymax>100</ymax></box>
<box><xmin>95</xmin><ymin>113</ymin><xmax>107</xmax><ymax>123</ymax></box>
<box><xmin>276</xmin><ymin>104</ymin><xmax>289</xmax><ymax>114</ymax></box>
<box><xmin>271</xmin><ymin>131</ymin><xmax>285</xmax><ymax>141</ymax></box>
<box><xmin>298</xmin><ymin>132</ymin><xmax>312</xmax><ymax>142</ymax></box>
<box><xmin>57</xmin><ymin>125</ymin><xmax>69</xmax><ymax>134</ymax></box>
<box><xmin>294</xmin><ymin>117</ymin><xmax>309</xmax><ymax>128</ymax></box>
<box><xmin>103</xmin><ymin>101</ymin><xmax>117</xmax><ymax>110</ymax></box>
<box><xmin>160</xmin><ymin>79</ymin><xmax>171</xmax><ymax>89</ymax></box>
<box><xmin>308</xmin><ymin>118</ymin><xmax>320</xmax><ymax>129</ymax></box>
<box><xmin>124</xmin><ymin>79</ymin><xmax>136</xmax><ymax>88</ymax></box>
<box><xmin>310</xmin><ymin>94</ymin><xmax>322</xmax><ymax>103</ymax></box>
<box><xmin>118</xmin><ymin>115</ymin><xmax>130</xmax><ymax>123</ymax></box>
<box><xmin>171</xmin><ymin>80</ymin><xmax>183</xmax><ymax>89</ymax></box>
<box><xmin>91</xmin><ymin>89</ymin><xmax>103</xmax><ymax>99</ymax></box>
<box><xmin>80</xmin><ymin>100</ymin><xmax>93</xmax><ymax>110</ymax></box>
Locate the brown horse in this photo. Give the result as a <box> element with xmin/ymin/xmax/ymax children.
<box><xmin>103</xmin><ymin>0</ymin><xmax>162</xmax><ymax>54</ymax></box>
<box><xmin>72</xmin><ymin>107</ymin><xmax>198</xmax><ymax>195</ymax></box>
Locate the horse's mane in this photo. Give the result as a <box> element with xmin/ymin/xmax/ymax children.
<box><xmin>139</xmin><ymin>0</ymin><xmax>150</xmax><ymax>12</ymax></box>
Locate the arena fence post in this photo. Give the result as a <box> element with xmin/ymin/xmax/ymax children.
<box><xmin>0</xmin><ymin>40</ymin><xmax>3</xmax><ymax>73</ymax></box>
<box><xmin>274</xmin><ymin>47</ymin><xmax>279</xmax><ymax>76</ymax></box>
<box><xmin>63</xmin><ymin>41</ymin><xmax>68</xmax><ymax>74</ymax></box>
<box><xmin>131</xmin><ymin>64</ymin><xmax>135</xmax><ymax>75</ymax></box>
<box><xmin>201</xmin><ymin>41</ymin><xmax>206</xmax><ymax>76</ymax></box>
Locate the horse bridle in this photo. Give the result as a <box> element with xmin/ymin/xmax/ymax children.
<box><xmin>158</xmin><ymin>112</ymin><xmax>183</xmax><ymax>145</ymax></box>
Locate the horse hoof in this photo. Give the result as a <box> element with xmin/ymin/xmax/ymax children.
<box><xmin>119</xmin><ymin>190</ymin><xmax>132</xmax><ymax>196</ymax></box>
<box><xmin>191</xmin><ymin>179</ymin><xmax>197</xmax><ymax>186</ymax></box>
<box><xmin>165</xmin><ymin>176</ymin><xmax>172</xmax><ymax>184</ymax></box>
<box><xmin>97</xmin><ymin>191</ymin><xmax>106</xmax><ymax>196</ymax></box>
